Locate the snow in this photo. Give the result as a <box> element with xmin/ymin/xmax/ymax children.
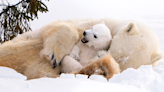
<box><xmin>109</xmin><ymin>65</ymin><xmax>164</xmax><ymax>92</ymax></box>
<box><xmin>1</xmin><ymin>0</ymin><xmax>164</xmax><ymax>92</ymax></box>
<box><xmin>0</xmin><ymin>67</ymin><xmax>27</xmax><ymax>80</ymax></box>
<box><xmin>89</xmin><ymin>75</ymin><xmax>107</xmax><ymax>82</ymax></box>
<box><xmin>1</xmin><ymin>65</ymin><xmax>164</xmax><ymax>92</ymax></box>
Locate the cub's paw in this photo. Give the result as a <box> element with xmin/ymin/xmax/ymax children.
<box><xmin>72</xmin><ymin>55</ymin><xmax>80</xmax><ymax>61</ymax></box>
<box><xmin>97</xmin><ymin>50</ymin><xmax>108</xmax><ymax>58</ymax></box>
<box><xmin>69</xmin><ymin>53</ymin><xmax>80</xmax><ymax>61</ymax></box>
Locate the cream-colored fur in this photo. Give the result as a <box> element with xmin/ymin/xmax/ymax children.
<box><xmin>0</xmin><ymin>18</ymin><xmax>162</xmax><ymax>80</ymax></box>
<box><xmin>0</xmin><ymin>39</ymin><xmax>60</xmax><ymax>80</ymax></box>
<box><xmin>108</xmin><ymin>21</ymin><xmax>162</xmax><ymax>71</ymax></box>
<box><xmin>61</xmin><ymin>23</ymin><xmax>112</xmax><ymax>73</ymax></box>
<box><xmin>76</xmin><ymin>55</ymin><xmax>120</xmax><ymax>79</ymax></box>
<box><xmin>11</xmin><ymin>30</ymin><xmax>41</xmax><ymax>42</ymax></box>
<box><xmin>38</xmin><ymin>18</ymin><xmax>162</xmax><ymax>71</ymax></box>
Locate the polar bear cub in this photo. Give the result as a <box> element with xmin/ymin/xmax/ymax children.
<box><xmin>61</xmin><ymin>22</ymin><xmax>112</xmax><ymax>73</ymax></box>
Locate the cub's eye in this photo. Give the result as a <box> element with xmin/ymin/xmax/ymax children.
<box><xmin>94</xmin><ymin>34</ymin><xmax>97</xmax><ymax>38</ymax></box>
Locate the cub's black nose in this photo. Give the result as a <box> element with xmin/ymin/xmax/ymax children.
<box><xmin>83</xmin><ymin>31</ymin><xmax>86</xmax><ymax>36</ymax></box>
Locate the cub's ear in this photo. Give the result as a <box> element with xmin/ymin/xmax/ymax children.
<box><xmin>125</xmin><ymin>23</ymin><xmax>138</xmax><ymax>35</ymax></box>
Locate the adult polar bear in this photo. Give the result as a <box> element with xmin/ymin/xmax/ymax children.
<box><xmin>39</xmin><ymin>18</ymin><xmax>162</xmax><ymax>71</ymax></box>
<box><xmin>0</xmin><ymin>18</ymin><xmax>162</xmax><ymax>79</ymax></box>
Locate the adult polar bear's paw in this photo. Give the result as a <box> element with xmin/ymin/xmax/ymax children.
<box><xmin>39</xmin><ymin>22</ymin><xmax>80</xmax><ymax>68</ymax></box>
<box><xmin>76</xmin><ymin>55</ymin><xmax>120</xmax><ymax>79</ymax></box>
<box><xmin>40</xmin><ymin>49</ymin><xmax>57</xmax><ymax>68</ymax></box>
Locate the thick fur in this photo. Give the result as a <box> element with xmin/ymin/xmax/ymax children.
<box><xmin>61</xmin><ymin>23</ymin><xmax>112</xmax><ymax>73</ymax></box>
<box><xmin>0</xmin><ymin>18</ymin><xmax>162</xmax><ymax>79</ymax></box>
<box><xmin>76</xmin><ymin>55</ymin><xmax>120</xmax><ymax>79</ymax></box>
<box><xmin>38</xmin><ymin>18</ymin><xmax>162</xmax><ymax>71</ymax></box>
<box><xmin>108</xmin><ymin>22</ymin><xmax>162</xmax><ymax>71</ymax></box>
<box><xmin>0</xmin><ymin>39</ymin><xmax>60</xmax><ymax>80</ymax></box>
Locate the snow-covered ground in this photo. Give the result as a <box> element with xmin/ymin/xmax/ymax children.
<box><xmin>0</xmin><ymin>65</ymin><xmax>164</xmax><ymax>92</ymax></box>
<box><xmin>1</xmin><ymin>0</ymin><xmax>164</xmax><ymax>92</ymax></box>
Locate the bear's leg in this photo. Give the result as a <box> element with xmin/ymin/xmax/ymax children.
<box><xmin>76</xmin><ymin>55</ymin><xmax>120</xmax><ymax>79</ymax></box>
<box><xmin>40</xmin><ymin>24</ymin><xmax>79</xmax><ymax>68</ymax></box>
<box><xmin>61</xmin><ymin>55</ymin><xmax>83</xmax><ymax>73</ymax></box>
<box><xmin>11</xmin><ymin>30</ymin><xmax>41</xmax><ymax>42</ymax></box>
<box><xmin>24</xmin><ymin>58</ymin><xmax>61</xmax><ymax>80</ymax></box>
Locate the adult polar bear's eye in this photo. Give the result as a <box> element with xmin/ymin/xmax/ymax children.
<box><xmin>94</xmin><ymin>34</ymin><xmax>97</xmax><ymax>38</ymax></box>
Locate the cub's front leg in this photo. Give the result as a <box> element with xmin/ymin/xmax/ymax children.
<box><xmin>69</xmin><ymin>45</ymin><xmax>80</xmax><ymax>61</ymax></box>
<box><xmin>97</xmin><ymin>50</ymin><xmax>108</xmax><ymax>58</ymax></box>
<box><xmin>90</xmin><ymin>50</ymin><xmax>108</xmax><ymax>62</ymax></box>
<box><xmin>61</xmin><ymin>55</ymin><xmax>83</xmax><ymax>73</ymax></box>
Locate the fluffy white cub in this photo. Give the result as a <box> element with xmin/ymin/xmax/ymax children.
<box><xmin>61</xmin><ymin>22</ymin><xmax>112</xmax><ymax>73</ymax></box>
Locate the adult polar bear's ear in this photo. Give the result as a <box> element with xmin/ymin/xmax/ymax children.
<box><xmin>125</xmin><ymin>23</ymin><xmax>138</xmax><ymax>35</ymax></box>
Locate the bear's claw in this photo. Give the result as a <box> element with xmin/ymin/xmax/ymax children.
<box><xmin>50</xmin><ymin>53</ymin><xmax>59</xmax><ymax>68</ymax></box>
<box><xmin>53</xmin><ymin>59</ymin><xmax>57</xmax><ymax>68</ymax></box>
<box><xmin>40</xmin><ymin>49</ymin><xmax>60</xmax><ymax>68</ymax></box>
<box><xmin>51</xmin><ymin>53</ymin><xmax>54</xmax><ymax>60</ymax></box>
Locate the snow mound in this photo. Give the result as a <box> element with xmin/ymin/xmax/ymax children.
<box><xmin>60</xmin><ymin>73</ymin><xmax>75</xmax><ymax>79</ymax></box>
<box><xmin>109</xmin><ymin>65</ymin><xmax>164</xmax><ymax>92</ymax></box>
<box><xmin>1</xmin><ymin>65</ymin><xmax>164</xmax><ymax>92</ymax></box>
<box><xmin>0</xmin><ymin>66</ymin><xmax>27</xmax><ymax>80</ymax></box>
<box><xmin>89</xmin><ymin>75</ymin><xmax>107</xmax><ymax>82</ymax></box>
<box><xmin>75</xmin><ymin>74</ymin><xmax>88</xmax><ymax>79</ymax></box>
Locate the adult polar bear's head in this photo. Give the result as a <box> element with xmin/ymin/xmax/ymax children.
<box><xmin>81</xmin><ymin>22</ymin><xmax>112</xmax><ymax>50</ymax></box>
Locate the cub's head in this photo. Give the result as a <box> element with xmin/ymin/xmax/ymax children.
<box><xmin>81</xmin><ymin>22</ymin><xmax>112</xmax><ymax>50</ymax></box>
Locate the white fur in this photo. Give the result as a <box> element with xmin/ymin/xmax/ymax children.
<box><xmin>61</xmin><ymin>23</ymin><xmax>112</xmax><ymax>73</ymax></box>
